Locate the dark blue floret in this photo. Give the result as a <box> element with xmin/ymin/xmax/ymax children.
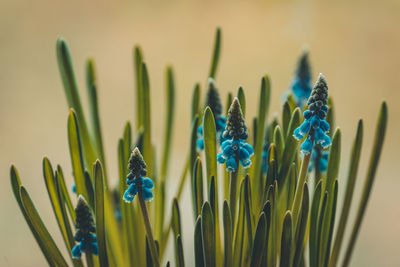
<box><xmin>71</xmin><ymin>196</ymin><xmax>98</xmax><ymax>259</ymax></box>
<box><xmin>293</xmin><ymin>73</ymin><xmax>331</xmax><ymax>155</ymax></box>
<box><xmin>123</xmin><ymin>148</ymin><xmax>155</xmax><ymax>203</ymax></box>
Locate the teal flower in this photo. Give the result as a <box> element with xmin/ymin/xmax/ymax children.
<box><xmin>123</xmin><ymin>147</ymin><xmax>154</xmax><ymax>203</ymax></box>
<box><xmin>217</xmin><ymin>98</ymin><xmax>253</xmax><ymax>172</ymax></box>
<box><xmin>71</xmin><ymin>196</ymin><xmax>98</xmax><ymax>259</ymax></box>
<box><xmin>197</xmin><ymin>78</ymin><xmax>226</xmax><ymax>151</ymax></box>
<box><xmin>308</xmin><ymin>148</ymin><xmax>329</xmax><ymax>173</ymax></box>
<box><xmin>290</xmin><ymin>50</ymin><xmax>312</xmax><ymax>108</ymax></box>
<box><xmin>293</xmin><ymin>73</ymin><xmax>331</xmax><ymax>155</ymax></box>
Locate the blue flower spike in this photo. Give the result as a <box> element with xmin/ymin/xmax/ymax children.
<box><xmin>123</xmin><ymin>147</ymin><xmax>155</xmax><ymax>203</ymax></box>
<box><xmin>293</xmin><ymin>73</ymin><xmax>331</xmax><ymax>155</ymax></box>
<box><xmin>71</xmin><ymin>195</ymin><xmax>98</xmax><ymax>259</ymax></box>
<box><xmin>217</xmin><ymin>97</ymin><xmax>254</xmax><ymax>172</ymax></box>
<box><xmin>308</xmin><ymin>148</ymin><xmax>329</xmax><ymax>173</ymax></box>
<box><xmin>197</xmin><ymin>78</ymin><xmax>227</xmax><ymax>151</ymax></box>
<box><xmin>289</xmin><ymin>48</ymin><xmax>312</xmax><ymax>108</ymax></box>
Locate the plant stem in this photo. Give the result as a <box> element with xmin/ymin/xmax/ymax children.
<box><xmin>86</xmin><ymin>252</ymin><xmax>94</xmax><ymax>267</ymax></box>
<box><xmin>138</xmin><ymin>193</ymin><xmax>160</xmax><ymax>267</ymax></box>
<box><xmin>291</xmin><ymin>152</ymin><xmax>311</xmax><ymax>226</ymax></box>
<box><xmin>229</xmin><ymin>156</ymin><xmax>240</xmax><ymax>226</ymax></box>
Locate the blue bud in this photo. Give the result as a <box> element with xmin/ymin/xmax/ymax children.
<box><xmin>142</xmin><ymin>187</ymin><xmax>154</xmax><ymax>201</ymax></box>
<box><xmin>293</xmin><ymin>128</ymin><xmax>305</xmax><ymax>140</ymax></box>
<box><xmin>320</xmin><ymin>120</ymin><xmax>330</xmax><ymax>132</ymax></box>
<box><xmin>242</xmin><ymin>142</ymin><xmax>254</xmax><ymax>156</ymax></box>
<box><xmin>226</xmin><ymin>157</ymin><xmax>237</xmax><ymax>172</ymax></box>
<box><xmin>91</xmin><ymin>242</ymin><xmax>98</xmax><ymax>255</ymax></box>
<box><xmin>238</xmin><ymin>146</ymin><xmax>250</xmax><ymax>162</ymax></box>
<box><xmin>299</xmin><ymin>119</ymin><xmax>311</xmax><ymax>135</ymax></box>
<box><xmin>301</xmin><ymin>138</ymin><xmax>313</xmax><ymax>155</ymax></box>
<box><xmin>72</xmin><ymin>244</ymin><xmax>82</xmax><ymax>259</ymax></box>
<box><xmin>310</xmin><ymin>116</ymin><xmax>320</xmax><ymax>129</ymax></box>
<box><xmin>143</xmin><ymin>177</ymin><xmax>154</xmax><ymax>190</ymax></box>
<box><xmin>217</xmin><ymin>153</ymin><xmax>226</xmax><ymax>163</ymax></box>
<box><xmin>303</xmin><ymin>110</ymin><xmax>312</xmax><ymax>119</ymax></box>
<box><xmin>222</xmin><ymin>142</ymin><xmax>234</xmax><ymax>157</ymax></box>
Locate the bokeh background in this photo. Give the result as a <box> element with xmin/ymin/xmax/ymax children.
<box><xmin>1</xmin><ymin>0</ymin><xmax>399</xmax><ymax>266</ymax></box>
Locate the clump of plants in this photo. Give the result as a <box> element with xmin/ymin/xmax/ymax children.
<box><xmin>10</xmin><ymin>28</ymin><xmax>388</xmax><ymax>267</ymax></box>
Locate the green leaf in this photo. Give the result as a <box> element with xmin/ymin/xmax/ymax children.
<box><xmin>86</xmin><ymin>59</ymin><xmax>107</xmax><ymax>181</ymax></box>
<box><xmin>253</xmin><ymin>76</ymin><xmax>271</xmax><ymax>210</ymax></box>
<box><xmin>250</xmin><ymin>213</ymin><xmax>267</xmax><ymax>267</ymax></box>
<box><xmin>193</xmin><ymin>158</ymin><xmax>204</xmax><ymax>218</ymax></box>
<box><xmin>68</xmin><ymin>109</ymin><xmax>89</xmax><ymax>201</ymax></box>
<box><xmin>209</xmin><ymin>176</ymin><xmax>216</xmax><ymax>225</ymax></box>
<box><xmin>176</xmin><ymin>235</ymin><xmax>185</xmax><ymax>267</ymax></box>
<box><xmin>42</xmin><ymin>158</ymin><xmax>71</xmax><ymax>251</ymax></box>
<box><xmin>202</xmin><ymin>202</ymin><xmax>216</xmax><ymax>267</ymax></box>
<box><xmin>316</xmin><ymin>192</ymin><xmax>328</xmax><ymax>267</ymax></box>
<box><xmin>56</xmin><ymin>166</ymin><xmax>75</xmax><ymax>222</ymax></box>
<box><xmin>222</xmin><ymin>201</ymin><xmax>233</xmax><ymax>267</ymax></box>
<box><xmin>293</xmin><ymin>183</ymin><xmax>310</xmax><ymax>267</ymax></box>
<box><xmin>203</xmin><ymin>107</ymin><xmax>218</xmax><ymax>186</ymax></box>
<box><xmin>171</xmin><ymin>198</ymin><xmax>182</xmax><ymax>237</ymax></box>
<box><xmin>208</xmin><ymin>27</ymin><xmax>221</xmax><ymax>79</ymax></box>
<box><xmin>342</xmin><ymin>102</ymin><xmax>388</xmax><ymax>267</ymax></box>
<box><xmin>93</xmin><ymin>161</ymin><xmax>109</xmax><ymax>267</ymax></box>
<box><xmin>282</xmin><ymin>101</ymin><xmax>292</xmax><ymax>137</ymax></box>
<box><xmin>160</xmin><ymin>66</ymin><xmax>175</xmax><ymax>181</ymax></box>
<box><xmin>190</xmin><ymin>116</ymin><xmax>200</xmax><ymax>216</ymax></box>
<box><xmin>192</xmin><ymin>83</ymin><xmax>201</xmax><ymax>121</ymax></box>
<box><xmin>20</xmin><ymin>186</ymin><xmax>68</xmax><ymax>267</ymax></box>
<box><xmin>273</xmin><ymin>125</ymin><xmax>284</xmax><ymax>164</ymax></box>
<box><xmin>237</xmin><ymin>86</ymin><xmax>246</xmax><ymax>118</ymax></box>
<box><xmin>326</xmin><ymin>97</ymin><xmax>335</xmax><ymax>138</ymax></box>
<box><xmin>309</xmin><ymin>181</ymin><xmax>322</xmax><ymax>267</ymax></box>
<box><xmin>194</xmin><ymin>216</ymin><xmax>205</xmax><ymax>267</ymax></box>
<box><xmin>323</xmin><ymin>180</ymin><xmax>338</xmax><ymax>267</ymax></box>
<box><xmin>233</xmin><ymin>179</ymin><xmax>246</xmax><ymax>267</ymax></box>
<box><xmin>329</xmin><ymin>120</ymin><xmax>363</xmax><ymax>267</ymax></box>
<box><xmin>260</xmin><ymin>201</ymin><xmax>272</xmax><ymax>267</ymax></box>
<box><xmin>84</xmin><ymin>171</ymin><xmax>95</xmax><ymax>208</ymax></box>
<box><xmin>278</xmin><ymin>108</ymin><xmax>300</xmax><ymax>188</ymax></box>
<box><xmin>141</xmin><ymin>62</ymin><xmax>153</xmax><ymax>176</ymax></box>
<box><xmin>57</xmin><ymin>39</ymin><xmax>96</xmax><ymax>171</ymax></box>
<box><xmin>134</xmin><ymin>46</ymin><xmax>144</xmax><ymax>130</ymax></box>
<box><xmin>280</xmin><ymin>211</ymin><xmax>293</xmax><ymax>267</ymax></box>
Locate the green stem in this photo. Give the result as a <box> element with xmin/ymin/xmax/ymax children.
<box><xmin>85</xmin><ymin>252</ymin><xmax>94</xmax><ymax>267</ymax></box>
<box><xmin>138</xmin><ymin>194</ymin><xmax>160</xmax><ymax>267</ymax></box>
<box><xmin>229</xmin><ymin>157</ymin><xmax>239</xmax><ymax>226</ymax></box>
<box><xmin>291</xmin><ymin>152</ymin><xmax>311</xmax><ymax>226</ymax></box>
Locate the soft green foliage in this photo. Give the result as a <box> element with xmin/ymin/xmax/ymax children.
<box><xmin>11</xmin><ymin>28</ymin><xmax>388</xmax><ymax>267</ymax></box>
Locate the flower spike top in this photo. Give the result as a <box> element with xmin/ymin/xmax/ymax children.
<box><xmin>293</xmin><ymin>73</ymin><xmax>331</xmax><ymax>155</ymax></box>
<box><xmin>123</xmin><ymin>147</ymin><xmax>154</xmax><ymax>202</ymax></box>
<box><xmin>71</xmin><ymin>195</ymin><xmax>98</xmax><ymax>258</ymax></box>
<box><xmin>290</xmin><ymin>49</ymin><xmax>312</xmax><ymax>108</ymax></box>
<box><xmin>217</xmin><ymin>98</ymin><xmax>254</xmax><ymax>172</ymax></box>
<box><xmin>197</xmin><ymin>78</ymin><xmax>227</xmax><ymax>151</ymax></box>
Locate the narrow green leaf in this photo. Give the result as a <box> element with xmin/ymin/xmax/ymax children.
<box><xmin>20</xmin><ymin>186</ymin><xmax>68</xmax><ymax>267</ymax></box>
<box><xmin>280</xmin><ymin>211</ymin><xmax>293</xmax><ymax>267</ymax></box>
<box><xmin>282</xmin><ymin>101</ymin><xmax>292</xmax><ymax>137</ymax></box>
<box><xmin>190</xmin><ymin>116</ymin><xmax>200</xmax><ymax>216</ymax></box>
<box><xmin>342</xmin><ymin>102</ymin><xmax>388</xmax><ymax>267</ymax></box>
<box><xmin>208</xmin><ymin>27</ymin><xmax>221</xmax><ymax>79</ymax></box>
<box><xmin>84</xmin><ymin>171</ymin><xmax>95</xmax><ymax>208</ymax></box>
<box><xmin>278</xmin><ymin>108</ymin><xmax>300</xmax><ymax>188</ymax></box>
<box><xmin>293</xmin><ymin>183</ymin><xmax>310</xmax><ymax>267</ymax></box>
<box><xmin>325</xmin><ymin>129</ymin><xmax>341</xmax><ymax>196</ymax></box>
<box><xmin>233</xmin><ymin>179</ymin><xmax>246</xmax><ymax>267</ymax></box>
<box><xmin>201</xmin><ymin>202</ymin><xmax>216</xmax><ymax>267</ymax></box>
<box><xmin>223</xmin><ymin>201</ymin><xmax>233</xmax><ymax>267</ymax></box>
<box><xmin>171</xmin><ymin>198</ymin><xmax>182</xmax><ymax>237</ymax></box>
<box><xmin>316</xmin><ymin>192</ymin><xmax>328</xmax><ymax>267</ymax></box>
<box><xmin>176</xmin><ymin>235</ymin><xmax>185</xmax><ymax>267</ymax></box>
<box><xmin>56</xmin><ymin>165</ymin><xmax>75</xmax><ymax>222</ymax></box>
<box><xmin>86</xmin><ymin>59</ymin><xmax>107</xmax><ymax>181</ymax></box>
<box><xmin>203</xmin><ymin>106</ymin><xmax>218</xmax><ymax>186</ymax></box>
<box><xmin>237</xmin><ymin>86</ymin><xmax>246</xmax><ymax>117</ymax></box>
<box><xmin>323</xmin><ymin>181</ymin><xmax>338</xmax><ymax>267</ymax></box>
<box><xmin>57</xmin><ymin>39</ymin><xmax>96</xmax><ymax>171</ymax></box>
<box><xmin>309</xmin><ymin>181</ymin><xmax>322</xmax><ymax>267</ymax></box>
<box><xmin>194</xmin><ymin>216</ymin><xmax>205</xmax><ymax>267</ymax></box>
<box><xmin>68</xmin><ymin>109</ymin><xmax>89</xmax><ymax>201</ymax></box>
<box><xmin>193</xmin><ymin>158</ymin><xmax>204</xmax><ymax>218</ymax></box>
<box><xmin>134</xmin><ymin>46</ymin><xmax>144</xmax><ymax>130</ymax></box>
<box><xmin>273</xmin><ymin>125</ymin><xmax>284</xmax><ymax>164</ymax></box>
<box><xmin>141</xmin><ymin>62</ymin><xmax>153</xmax><ymax>176</ymax></box>
<box><xmin>329</xmin><ymin>120</ymin><xmax>363</xmax><ymax>267</ymax></box>
<box><xmin>93</xmin><ymin>161</ymin><xmax>108</xmax><ymax>267</ymax></box>
<box><xmin>260</xmin><ymin>201</ymin><xmax>271</xmax><ymax>267</ymax></box>
<box><xmin>192</xmin><ymin>83</ymin><xmax>201</xmax><ymax>121</ymax></box>
<box><xmin>253</xmin><ymin>76</ymin><xmax>270</xmax><ymax>210</ymax></box>
<box><xmin>250</xmin><ymin>213</ymin><xmax>267</xmax><ymax>267</ymax></box>
<box><xmin>326</xmin><ymin>97</ymin><xmax>335</xmax><ymax>138</ymax></box>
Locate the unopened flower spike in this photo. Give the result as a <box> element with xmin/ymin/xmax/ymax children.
<box><xmin>284</xmin><ymin>48</ymin><xmax>312</xmax><ymax>108</ymax></box>
<box><xmin>197</xmin><ymin>78</ymin><xmax>227</xmax><ymax>151</ymax></box>
<box><xmin>293</xmin><ymin>73</ymin><xmax>331</xmax><ymax>155</ymax></box>
<box><xmin>217</xmin><ymin>97</ymin><xmax>254</xmax><ymax>172</ymax></box>
<box><xmin>71</xmin><ymin>195</ymin><xmax>98</xmax><ymax>259</ymax></box>
<box><xmin>123</xmin><ymin>147</ymin><xmax>154</xmax><ymax>203</ymax></box>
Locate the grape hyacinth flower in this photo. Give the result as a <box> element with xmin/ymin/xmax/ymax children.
<box><xmin>197</xmin><ymin>78</ymin><xmax>226</xmax><ymax>151</ymax></box>
<box><xmin>217</xmin><ymin>97</ymin><xmax>254</xmax><ymax>172</ymax></box>
<box><xmin>288</xmin><ymin>49</ymin><xmax>312</xmax><ymax>108</ymax></box>
<box><xmin>123</xmin><ymin>147</ymin><xmax>154</xmax><ymax>203</ymax></box>
<box><xmin>293</xmin><ymin>73</ymin><xmax>331</xmax><ymax>155</ymax></box>
<box><xmin>308</xmin><ymin>148</ymin><xmax>329</xmax><ymax>173</ymax></box>
<box><xmin>71</xmin><ymin>196</ymin><xmax>98</xmax><ymax>259</ymax></box>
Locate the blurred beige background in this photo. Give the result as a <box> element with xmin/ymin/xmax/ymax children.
<box><xmin>1</xmin><ymin>0</ymin><xmax>400</xmax><ymax>266</ymax></box>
